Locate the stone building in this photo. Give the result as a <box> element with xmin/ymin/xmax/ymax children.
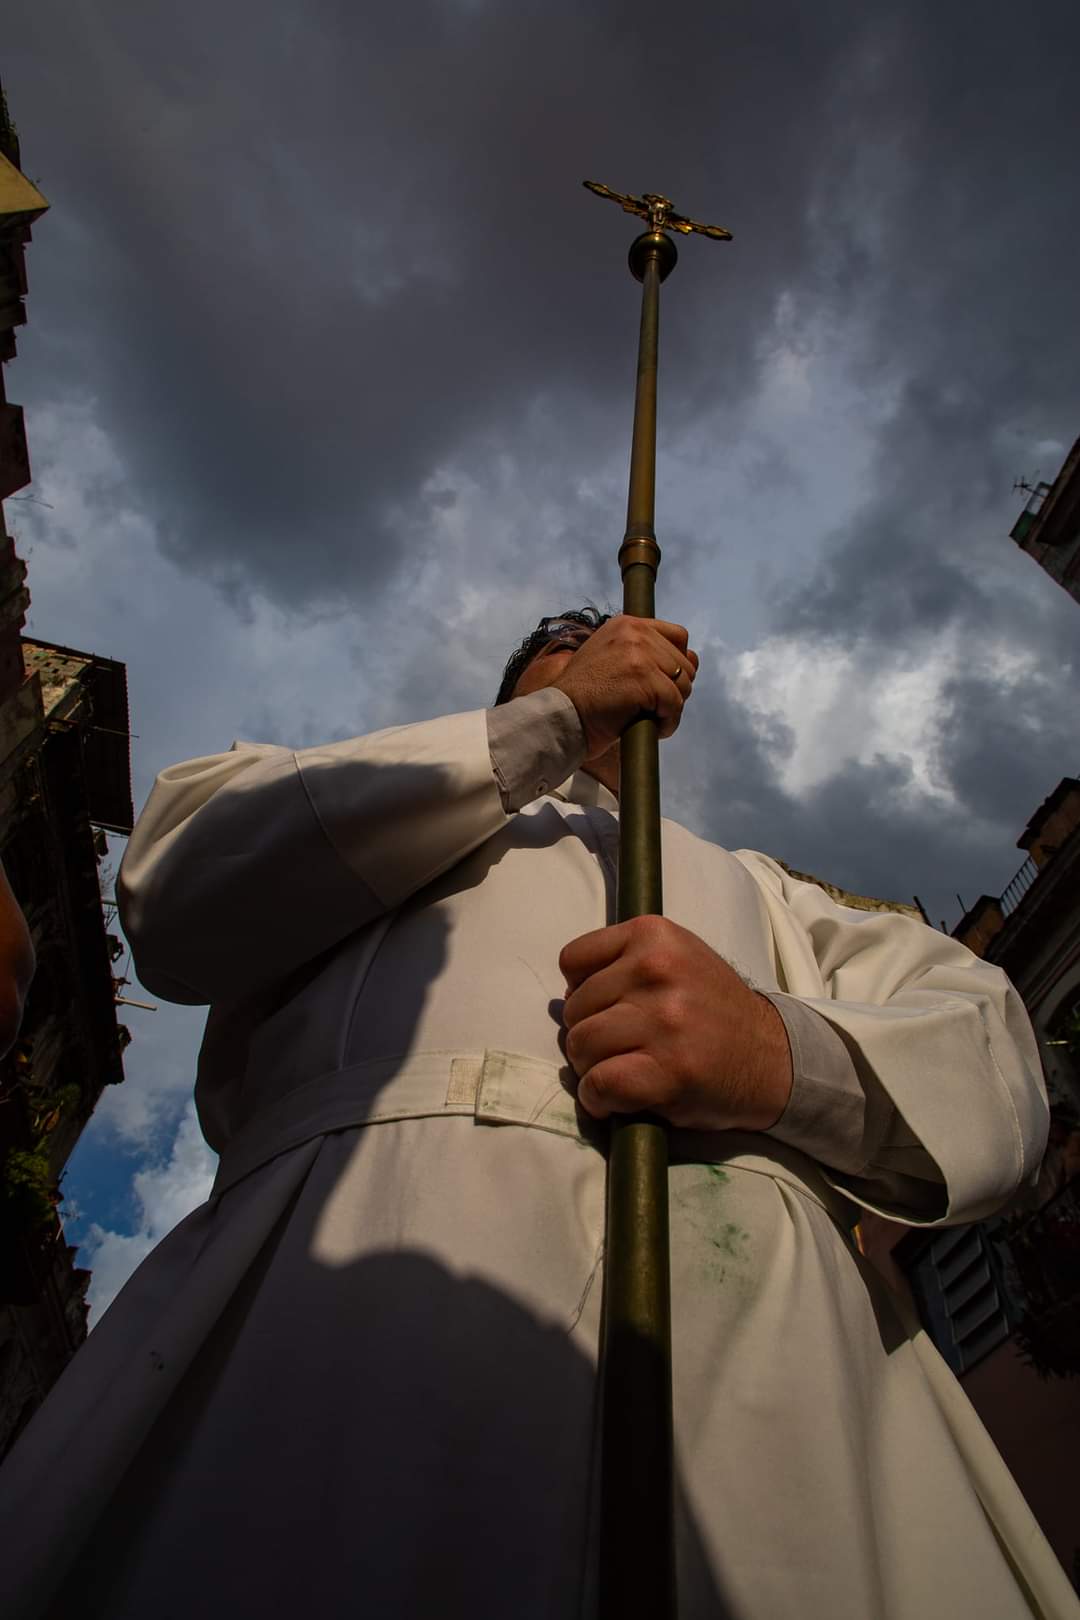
<box><xmin>0</xmin><ymin>82</ymin><xmax>135</xmax><ymax>1460</ymax></box>
<box><xmin>1010</xmin><ymin>435</ymin><xmax>1080</xmax><ymax>605</ymax></box>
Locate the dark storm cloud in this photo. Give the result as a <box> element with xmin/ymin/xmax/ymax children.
<box><xmin>933</xmin><ymin>667</ymin><xmax>1080</xmax><ymax>837</ymax></box>
<box><xmin>766</xmin><ymin>369</ymin><xmax>1080</xmax><ymax>877</ymax></box>
<box><xmin>778</xmin><ymin>379</ymin><xmax>1003</xmax><ymax>643</ymax></box>
<box><xmin>6</xmin><ymin>0</ymin><xmax>1079</xmax><ymax>898</ymax></box>
<box><xmin>776</xmin><ymin>756</ymin><xmax>1022</xmax><ymax>930</ymax></box>
<box><xmin>743</xmin><ymin>0</ymin><xmax>1080</xmax><ymax>884</ymax></box>
<box><xmin>7</xmin><ymin>0</ymin><xmax>889</xmax><ymax>610</ymax></box>
<box><xmin>772</xmin><ymin>0</ymin><xmax>1080</xmax><ymax>649</ymax></box>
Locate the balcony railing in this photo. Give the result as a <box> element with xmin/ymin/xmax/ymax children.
<box><xmin>1000</xmin><ymin>855</ymin><xmax>1039</xmax><ymax>918</ymax></box>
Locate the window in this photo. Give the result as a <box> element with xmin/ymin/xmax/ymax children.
<box><xmin>901</xmin><ymin>1225</ymin><xmax>1013</xmax><ymax>1376</ymax></box>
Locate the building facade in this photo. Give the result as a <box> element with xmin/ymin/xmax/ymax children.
<box><xmin>0</xmin><ymin>82</ymin><xmax>135</xmax><ymax>1459</ymax></box>
<box><xmin>1010</xmin><ymin>435</ymin><xmax>1080</xmax><ymax>605</ymax></box>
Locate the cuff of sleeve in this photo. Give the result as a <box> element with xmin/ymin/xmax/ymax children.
<box><xmin>486</xmin><ymin>689</ymin><xmax>587</xmax><ymax>812</ymax></box>
<box><xmin>762</xmin><ymin>993</ymin><xmax>879</xmax><ymax>1175</ymax></box>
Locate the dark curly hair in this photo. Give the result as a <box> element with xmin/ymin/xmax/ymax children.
<box><xmin>494</xmin><ymin>606</ymin><xmax>613</xmax><ymax>706</ymax></box>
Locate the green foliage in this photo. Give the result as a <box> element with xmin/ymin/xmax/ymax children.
<box><xmin>1</xmin><ymin>1144</ymin><xmax>59</xmax><ymax>1230</ymax></box>
<box><xmin>27</xmin><ymin>1081</ymin><xmax>82</xmax><ymax>1138</ymax></box>
<box><xmin>1</xmin><ymin>1044</ymin><xmax>82</xmax><ymax>1234</ymax></box>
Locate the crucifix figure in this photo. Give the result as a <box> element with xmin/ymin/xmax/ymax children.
<box><xmin>583</xmin><ymin>179</ymin><xmax>733</xmax><ymax>241</ymax></box>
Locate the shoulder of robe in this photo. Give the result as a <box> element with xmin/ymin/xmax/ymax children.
<box><xmin>730</xmin><ymin>848</ymin><xmax>788</xmax><ymax>897</ymax></box>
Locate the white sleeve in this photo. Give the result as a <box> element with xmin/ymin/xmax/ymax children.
<box><xmin>738</xmin><ymin>851</ymin><xmax>1049</xmax><ymax>1227</ymax></box>
<box><xmin>486</xmin><ymin>687</ymin><xmax>586</xmax><ymax>811</ymax></box>
<box><xmin>118</xmin><ymin>693</ymin><xmax>582</xmax><ymax>1006</ymax></box>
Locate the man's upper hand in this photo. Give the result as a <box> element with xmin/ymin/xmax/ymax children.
<box><xmin>560</xmin><ymin>916</ymin><xmax>793</xmax><ymax>1132</ymax></box>
<box><xmin>553</xmin><ymin>617</ymin><xmax>698</xmax><ymax>760</ymax></box>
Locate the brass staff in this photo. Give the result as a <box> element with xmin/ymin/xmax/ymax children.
<box><xmin>583</xmin><ymin>180</ymin><xmax>731</xmax><ymax>1619</ymax></box>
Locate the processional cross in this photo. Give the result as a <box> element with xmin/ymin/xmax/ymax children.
<box><xmin>583</xmin><ymin>179</ymin><xmax>734</xmax><ymax>241</ymax></box>
<box><xmin>583</xmin><ymin>180</ymin><xmax>731</xmax><ymax>1620</ymax></box>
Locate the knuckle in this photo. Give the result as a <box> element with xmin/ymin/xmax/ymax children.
<box><xmin>658</xmin><ymin>989</ymin><xmax>689</xmax><ymax>1033</ymax></box>
<box><xmin>641</xmin><ymin>948</ymin><xmax>674</xmax><ymax>988</ymax></box>
<box><xmin>584</xmin><ymin>1065</ymin><xmax>613</xmax><ymax>1104</ymax></box>
<box><xmin>628</xmin><ymin>915</ymin><xmax>665</xmax><ymax>946</ymax></box>
<box><xmin>565</xmin><ymin>1026</ymin><xmax>589</xmax><ymax>1069</ymax></box>
<box><xmin>651</xmin><ymin>1007</ymin><xmax>678</xmax><ymax>1041</ymax></box>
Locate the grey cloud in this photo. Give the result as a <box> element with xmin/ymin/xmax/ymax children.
<box><xmin>669</xmin><ymin>656</ymin><xmax>1070</xmax><ymax>931</ymax></box>
<box><xmin>7</xmin><ymin>0</ymin><xmax>1080</xmax><ymax>920</ymax></box>
<box><xmin>708</xmin><ymin>750</ymin><xmax>997</xmax><ymax>934</ymax></box>
<box><xmin>932</xmin><ymin>667</ymin><xmax>1080</xmax><ymax>837</ymax></box>
<box><xmin>774</xmin><ymin>755</ymin><xmax>1018</xmax><ymax>930</ymax></box>
<box><xmin>7</xmin><ymin>0</ymin><xmax>904</xmax><ymax>611</ymax></box>
<box><xmin>773</xmin><ymin>0</ymin><xmax>1080</xmax><ymax>652</ymax></box>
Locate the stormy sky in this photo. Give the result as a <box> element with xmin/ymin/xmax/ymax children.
<box><xmin>3</xmin><ymin>0</ymin><xmax>1078</xmax><ymax>1316</ymax></box>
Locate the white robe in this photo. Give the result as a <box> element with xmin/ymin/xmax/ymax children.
<box><xmin>1</xmin><ymin>695</ymin><xmax>1076</xmax><ymax>1619</ymax></box>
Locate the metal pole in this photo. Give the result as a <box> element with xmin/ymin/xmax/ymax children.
<box><xmin>598</xmin><ymin>226</ymin><xmax>677</xmax><ymax>1620</ymax></box>
<box><xmin>583</xmin><ymin>183</ymin><xmax>731</xmax><ymax>1620</ymax></box>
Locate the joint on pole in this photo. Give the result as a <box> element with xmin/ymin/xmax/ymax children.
<box><xmin>618</xmin><ymin>535</ymin><xmax>661</xmax><ymax>574</ymax></box>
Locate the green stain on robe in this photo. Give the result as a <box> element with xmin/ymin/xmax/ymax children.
<box><xmin>672</xmin><ymin>1163</ymin><xmax>750</xmax><ymax>1290</ymax></box>
<box><xmin>711</xmin><ymin>1221</ymin><xmax>746</xmax><ymax>1257</ymax></box>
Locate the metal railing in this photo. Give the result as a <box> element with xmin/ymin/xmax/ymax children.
<box><xmin>1000</xmin><ymin>855</ymin><xmax>1039</xmax><ymax>918</ymax></box>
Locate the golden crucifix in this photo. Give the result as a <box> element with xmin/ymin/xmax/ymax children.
<box><xmin>584</xmin><ymin>179</ymin><xmax>733</xmax><ymax>242</ymax></box>
<box><xmin>583</xmin><ymin>179</ymin><xmax>731</xmax><ymax>1620</ymax></box>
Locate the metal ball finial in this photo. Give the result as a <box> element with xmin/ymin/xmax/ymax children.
<box><xmin>628</xmin><ymin>230</ymin><xmax>678</xmax><ymax>284</ymax></box>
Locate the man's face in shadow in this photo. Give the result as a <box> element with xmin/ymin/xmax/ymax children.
<box><xmin>512</xmin><ymin>639</ymin><xmax>579</xmax><ymax>700</ymax></box>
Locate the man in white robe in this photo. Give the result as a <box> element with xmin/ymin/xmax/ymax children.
<box><xmin>1</xmin><ymin>609</ymin><xmax>1077</xmax><ymax>1619</ymax></box>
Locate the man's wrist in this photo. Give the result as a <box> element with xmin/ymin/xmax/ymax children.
<box><xmin>740</xmin><ymin>993</ymin><xmax>794</xmax><ymax>1131</ymax></box>
<box><xmin>486</xmin><ymin>689</ymin><xmax>587</xmax><ymax>812</ymax></box>
<box><xmin>759</xmin><ymin>993</ymin><xmax>875</xmax><ymax>1173</ymax></box>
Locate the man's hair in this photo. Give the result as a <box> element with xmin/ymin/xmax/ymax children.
<box><xmin>494</xmin><ymin>606</ymin><xmax>613</xmax><ymax>706</ymax></box>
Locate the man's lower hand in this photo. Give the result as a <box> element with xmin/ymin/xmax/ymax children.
<box><xmin>560</xmin><ymin>917</ymin><xmax>793</xmax><ymax>1131</ymax></box>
